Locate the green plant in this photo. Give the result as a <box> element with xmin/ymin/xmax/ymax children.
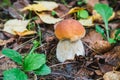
<box><xmin>2</xmin><ymin>41</ymin><xmax>51</xmax><ymax>80</ymax></box>
<box><xmin>77</xmin><ymin>9</ymin><xmax>89</xmax><ymax>19</ymax></box>
<box><xmin>51</xmin><ymin>10</ymin><xmax>57</xmax><ymax>16</ymax></box>
<box><xmin>94</xmin><ymin>3</ymin><xmax>114</xmax><ymax>43</ymax></box>
<box><xmin>108</xmin><ymin>29</ymin><xmax>120</xmax><ymax>43</ymax></box>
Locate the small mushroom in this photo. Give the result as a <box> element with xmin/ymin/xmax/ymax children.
<box><xmin>54</xmin><ymin>19</ymin><xmax>86</xmax><ymax>62</ymax></box>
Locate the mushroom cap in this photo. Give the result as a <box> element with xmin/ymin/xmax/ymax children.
<box><xmin>54</xmin><ymin>19</ymin><xmax>86</xmax><ymax>41</ymax></box>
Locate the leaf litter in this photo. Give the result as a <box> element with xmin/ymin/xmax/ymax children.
<box><xmin>0</xmin><ymin>0</ymin><xmax>120</xmax><ymax>80</ymax></box>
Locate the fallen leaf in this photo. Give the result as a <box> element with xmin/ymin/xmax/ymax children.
<box><xmin>3</xmin><ymin>19</ymin><xmax>35</xmax><ymax>36</ymax></box>
<box><xmin>83</xmin><ymin>30</ymin><xmax>103</xmax><ymax>45</ymax></box>
<box><xmin>14</xmin><ymin>30</ymin><xmax>36</xmax><ymax>37</ymax></box>
<box><xmin>0</xmin><ymin>38</ymin><xmax>14</xmax><ymax>46</ymax></box>
<box><xmin>95</xmin><ymin>70</ymin><xmax>103</xmax><ymax>76</ymax></box>
<box><xmin>37</xmin><ymin>13</ymin><xmax>63</xmax><ymax>24</ymax></box>
<box><xmin>8</xmin><ymin>7</ymin><xmax>23</xmax><ymax>19</ymax></box>
<box><xmin>87</xmin><ymin>0</ymin><xmax>99</xmax><ymax>8</ymax></box>
<box><xmin>22</xmin><ymin>4</ymin><xmax>47</xmax><ymax>12</ymax></box>
<box><xmin>34</xmin><ymin>1</ymin><xmax>58</xmax><ymax>10</ymax></box>
<box><xmin>100</xmin><ymin>0</ymin><xmax>109</xmax><ymax>5</ymax></box>
<box><xmin>83</xmin><ymin>30</ymin><xmax>112</xmax><ymax>53</ymax></box>
<box><xmin>54</xmin><ymin>4</ymin><xmax>69</xmax><ymax>17</ymax></box>
<box><xmin>22</xmin><ymin>1</ymin><xmax>58</xmax><ymax>12</ymax></box>
<box><xmin>103</xmin><ymin>46</ymin><xmax>120</xmax><ymax>66</ymax></box>
<box><xmin>86</xmin><ymin>0</ymin><xmax>99</xmax><ymax>12</ymax></box>
<box><xmin>67</xmin><ymin>7</ymin><xmax>84</xmax><ymax>14</ymax></box>
<box><xmin>68</xmin><ymin>0</ymin><xmax>78</xmax><ymax>7</ymax></box>
<box><xmin>13</xmin><ymin>0</ymin><xmax>29</xmax><ymax>10</ymax></box>
<box><xmin>103</xmin><ymin>71</ymin><xmax>120</xmax><ymax>80</ymax></box>
<box><xmin>92</xmin><ymin>40</ymin><xmax>112</xmax><ymax>53</ymax></box>
<box><xmin>98</xmin><ymin>63</ymin><xmax>113</xmax><ymax>73</ymax></box>
<box><xmin>79</xmin><ymin>17</ymin><xmax>94</xmax><ymax>27</ymax></box>
<box><xmin>0</xmin><ymin>58</ymin><xmax>17</xmax><ymax>76</ymax></box>
<box><xmin>76</xmin><ymin>68</ymin><xmax>94</xmax><ymax>79</ymax></box>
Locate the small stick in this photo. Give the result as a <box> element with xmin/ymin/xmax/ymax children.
<box><xmin>50</xmin><ymin>61</ymin><xmax>78</xmax><ymax>68</ymax></box>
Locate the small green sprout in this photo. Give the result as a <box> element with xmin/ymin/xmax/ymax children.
<box><xmin>94</xmin><ymin>3</ymin><xmax>114</xmax><ymax>43</ymax></box>
<box><xmin>51</xmin><ymin>10</ymin><xmax>57</xmax><ymax>16</ymax></box>
<box><xmin>77</xmin><ymin>10</ymin><xmax>89</xmax><ymax>19</ymax></box>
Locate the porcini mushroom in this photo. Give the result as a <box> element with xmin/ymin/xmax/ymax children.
<box><xmin>54</xmin><ymin>19</ymin><xmax>86</xmax><ymax>62</ymax></box>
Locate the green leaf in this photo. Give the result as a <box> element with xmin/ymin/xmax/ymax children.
<box><xmin>94</xmin><ymin>3</ymin><xmax>113</xmax><ymax>22</ymax></box>
<box><xmin>3</xmin><ymin>68</ymin><xmax>28</xmax><ymax>80</ymax></box>
<box><xmin>23</xmin><ymin>53</ymin><xmax>46</xmax><ymax>71</ymax></box>
<box><xmin>115</xmin><ymin>29</ymin><xmax>120</xmax><ymax>39</ymax></box>
<box><xmin>51</xmin><ymin>11</ymin><xmax>57</xmax><ymax>16</ymax></box>
<box><xmin>34</xmin><ymin>64</ymin><xmax>51</xmax><ymax>75</ymax></box>
<box><xmin>117</xmin><ymin>36</ymin><xmax>120</xmax><ymax>40</ymax></box>
<box><xmin>95</xmin><ymin>25</ymin><xmax>106</xmax><ymax>39</ymax></box>
<box><xmin>108</xmin><ymin>38</ymin><xmax>116</xmax><ymax>44</ymax></box>
<box><xmin>79</xmin><ymin>10</ymin><xmax>89</xmax><ymax>19</ymax></box>
<box><xmin>2</xmin><ymin>48</ymin><xmax>22</xmax><ymax>65</ymax></box>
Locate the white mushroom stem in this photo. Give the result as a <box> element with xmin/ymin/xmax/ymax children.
<box><xmin>56</xmin><ymin>39</ymin><xmax>85</xmax><ymax>62</ymax></box>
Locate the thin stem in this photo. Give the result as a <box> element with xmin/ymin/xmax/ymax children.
<box><xmin>29</xmin><ymin>46</ymin><xmax>36</xmax><ymax>54</ymax></box>
<box><xmin>37</xmin><ymin>24</ymin><xmax>42</xmax><ymax>45</ymax></box>
<box><xmin>104</xmin><ymin>21</ymin><xmax>109</xmax><ymax>41</ymax></box>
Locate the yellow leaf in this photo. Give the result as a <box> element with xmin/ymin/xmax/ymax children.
<box><xmin>34</xmin><ymin>1</ymin><xmax>58</xmax><ymax>10</ymax></box>
<box><xmin>79</xmin><ymin>17</ymin><xmax>94</xmax><ymax>27</ymax></box>
<box><xmin>22</xmin><ymin>1</ymin><xmax>58</xmax><ymax>12</ymax></box>
<box><xmin>92</xmin><ymin>10</ymin><xmax>115</xmax><ymax>22</ymax></box>
<box><xmin>14</xmin><ymin>30</ymin><xmax>36</xmax><ymax>36</ymax></box>
<box><xmin>22</xmin><ymin>4</ymin><xmax>47</xmax><ymax>12</ymax></box>
<box><xmin>3</xmin><ymin>19</ymin><xmax>35</xmax><ymax>36</ymax></box>
<box><xmin>37</xmin><ymin>13</ymin><xmax>63</xmax><ymax>24</ymax></box>
<box><xmin>67</xmin><ymin>7</ymin><xmax>85</xmax><ymax>14</ymax></box>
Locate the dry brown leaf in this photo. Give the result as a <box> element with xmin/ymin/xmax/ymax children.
<box><xmin>83</xmin><ymin>30</ymin><xmax>103</xmax><ymax>44</ymax></box>
<box><xmin>86</xmin><ymin>0</ymin><xmax>99</xmax><ymax>12</ymax></box>
<box><xmin>76</xmin><ymin>68</ymin><xmax>94</xmax><ymax>79</ymax></box>
<box><xmin>87</xmin><ymin>0</ymin><xmax>99</xmax><ymax>8</ymax></box>
<box><xmin>79</xmin><ymin>17</ymin><xmax>94</xmax><ymax>27</ymax></box>
<box><xmin>13</xmin><ymin>0</ymin><xmax>30</xmax><ymax>10</ymax></box>
<box><xmin>0</xmin><ymin>38</ymin><xmax>14</xmax><ymax>46</ymax></box>
<box><xmin>37</xmin><ymin>13</ymin><xmax>63</xmax><ymax>24</ymax></box>
<box><xmin>3</xmin><ymin>19</ymin><xmax>35</xmax><ymax>36</ymax></box>
<box><xmin>54</xmin><ymin>4</ymin><xmax>69</xmax><ymax>17</ymax></box>
<box><xmin>103</xmin><ymin>46</ymin><xmax>120</xmax><ymax>66</ymax></box>
<box><xmin>0</xmin><ymin>58</ymin><xmax>17</xmax><ymax>76</ymax></box>
<box><xmin>83</xmin><ymin>30</ymin><xmax>112</xmax><ymax>53</ymax></box>
<box><xmin>8</xmin><ymin>7</ymin><xmax>23</xmax><ymax>19</ymax></box>
<box><xmin>103</xmin><ymin>71</ymin><xmax>120</xmax><ymax>80</ymax></box>
<box><xmin>98</xmin><ymin>63</ymin><xmax>114</xmax><ymax>73</ymax></box>
<box><xmin>92</xmin><ymin>40</ymin><xmax>112</xmax><ymax>53</ymax></box>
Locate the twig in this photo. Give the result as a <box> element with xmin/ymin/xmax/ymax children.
<box><xmin>51</xmin><ymin>72</ymin><xmax>75</xmax><ymax>79</ymax></box>
<box><xmin>0</xmin><ymin>55</ymin><xmax>5</xmax><ymax>59</ymax></box>
<box><xmin>14</xmin><ymin>36</ymin><xmax>38</xmax><ymax>50</ymax></box>
<box><xmin>50</xmin><ymin>61</ymin><xmax>78</xmax><ymax>68</ymax></box>
<box><xmin>82</xmin><ymin>41</ymin><xmax>100</xmax><ymax>54</ymax></box>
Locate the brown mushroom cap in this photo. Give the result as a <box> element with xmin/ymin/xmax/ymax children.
<box><xmin>54</xmin><ymin>19</ymin><xmax>86</xmax><ymax>41</ymax></box>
